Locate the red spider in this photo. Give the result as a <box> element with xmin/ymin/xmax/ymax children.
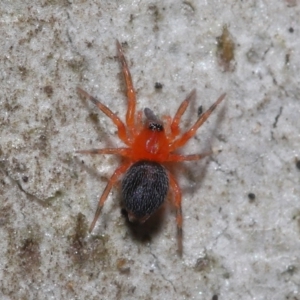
<box><xmin>77</xmin><ymin>41</ymin><xmax>225</xmax><ymax>255</ymax></box>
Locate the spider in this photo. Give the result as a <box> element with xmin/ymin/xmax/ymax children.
<box><xmin>77</xmin><ymin>41</ymin><xmax>226</xmax><ymax>255</ymax></box>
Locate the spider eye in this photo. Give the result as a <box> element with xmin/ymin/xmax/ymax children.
<box><xmin>148</xmin><ymin>122</ymin><xmax>163</xmax><ymax>131</ymax></box>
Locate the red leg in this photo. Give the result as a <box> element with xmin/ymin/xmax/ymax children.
<box><xmin>77</xmin><ymin>87</ymin><xmax>131</xmax><ymax>146</ymax></box>
<box><xmin>136</xmin><ymin>110</ymin><xmax>143</xmax><ymax>131</ymax></box>
<box><xmin>170</xmin><ymin>89</ymin><xmax>196</xmax><ymax>139</ymax></box>
<box><xmin>167</xmin><ymin>151</ymin><xmax>212</xmax><ymax>162</ymax></box>
<box><xmin>89</xmin><ymin>162</ymin><xmax>132</xmax><ymax>232</ymax></box>
<box><xmin>170</xmin><ymin>93</ymin><xmax>226</xmax><ymax>151</ymax></box>
<box><xmin>116</xmin><ymin>40</ymin><xmax>136</xmax><ymax>134</ymax></box>
<box><xmin>76</xmin><ymin>147</ymin><xmax>132</xmax><ymax>158</ymax></box>
<box><xmin>168</xmin><ymin>172</ymin><xmax>183</xmax><ymax>256</ymax></box>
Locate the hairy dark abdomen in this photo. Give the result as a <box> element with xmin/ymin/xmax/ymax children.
<box><xmin>122</xmin><ymin>160</ymin><xmax>169</xmax><ymax>222</ymax></box>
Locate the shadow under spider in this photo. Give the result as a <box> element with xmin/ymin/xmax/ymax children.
<box><xmin>121</xmin><ymin>204</ymin><xmax>167</xmax><ymax>244</ymax></box>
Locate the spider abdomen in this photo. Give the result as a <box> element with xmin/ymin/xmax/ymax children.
<box><xmin>122</xmin><ymin>160</ymin><xmax>169</xmax><ymax>222</ymax></box>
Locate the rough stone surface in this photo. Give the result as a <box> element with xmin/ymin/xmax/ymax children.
<box><xmin>0</xmin><ymin>1</ymin><xmax>300</xmax><ymax>299</ymax></box>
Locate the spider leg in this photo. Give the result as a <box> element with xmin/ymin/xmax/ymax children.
<box><xmin>116</xmin><ymin>40</ymin><xmax>136</xmax><ymax>135</ymax></box>
<box><xmin>170</xmin><ymin>89</ymin><xmax>196</xmax><ymax>139</ymax></box>
<box><xmin>162</xmin><ymin>115</ymin><xmax>172</xmax><ymax>137</ymax></box>
<box><xmin>89</xmin><ymin>161</ymin><xmax>132</xmax><ymax>233</ymax></box>
<box><xmin>167</xmin><ymin>151</ymin><xmax>212</xmax><ymax>162</ymax></box>
<box><xmin>170</xmin><ymin>93</ymin><xmax>226</xmax><ymax>151</ymax></box>
<box><xmin>77</xmin><ymin>87</ymin><xmax>131</xmax><ymax>146</ymax></box>
<box><xmin>76</xmin><ymin>147</ymin><xmax>132</xmax><ymax>158</ymax></box>
<box><xmin>168</xmin><ymin>172</ymin><xmax>183</xmax><ymax>256</ymax></box>
<box><xmin>136</xmin><ymin>110</ymin><xmax>143</xmax><ymax>131</ymax></box>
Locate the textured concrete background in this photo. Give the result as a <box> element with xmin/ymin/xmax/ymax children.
<box><xmin>0</xmin><ymin>1</ymin><xmax>300</xmax><ymax>299</ymax></box>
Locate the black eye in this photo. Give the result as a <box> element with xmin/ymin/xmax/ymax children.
<box><xmin>148</xmin><ymin>122</ymin><xmax>163</xmax><ymax>131</ymax></box>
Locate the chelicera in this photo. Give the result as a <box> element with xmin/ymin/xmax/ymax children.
<box><xmin>77</xmin><ymin>41</ymin><xmax>225</xmax><ymax>255</ymax></box>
